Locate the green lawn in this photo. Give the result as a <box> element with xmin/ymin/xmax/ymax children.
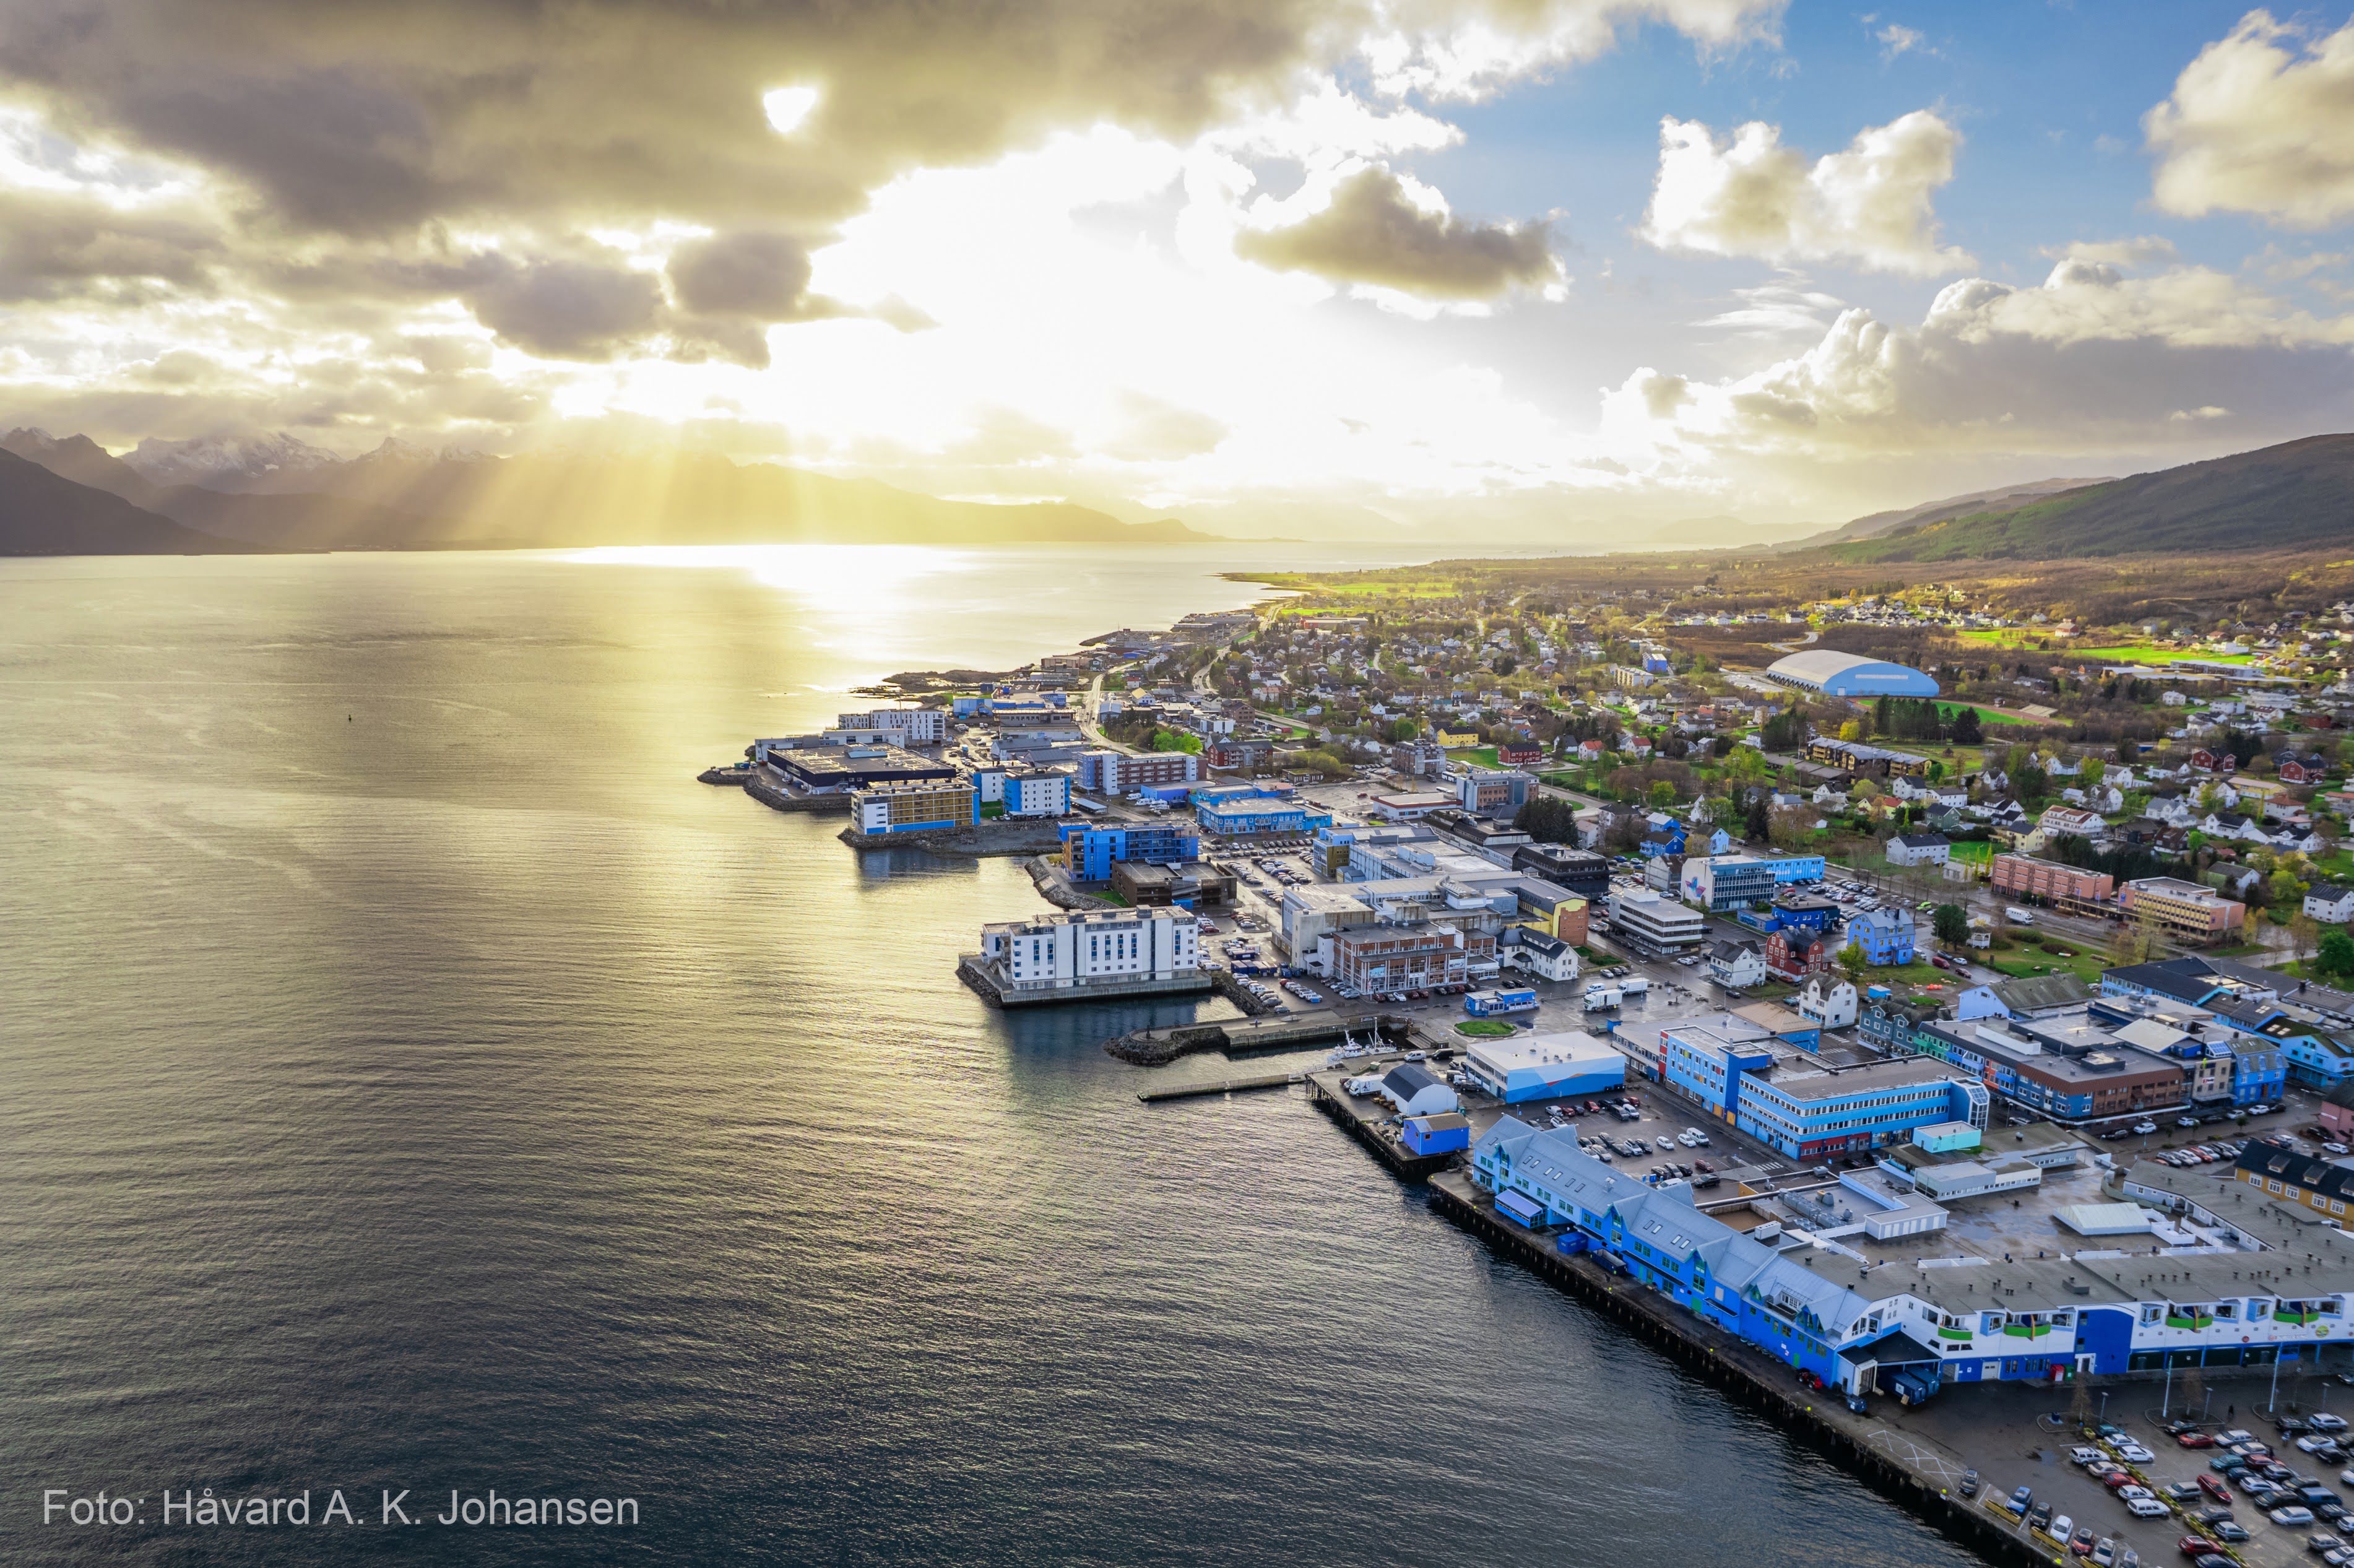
<box><xmin>1450</xmin><ymin>745</ymin><xmax>1501</xmax><ymax>768</ymax></box>
<box><xmin>1456</xmin><ymin>1019</ymin><xmax>1517</xmax><ymax>1037</ymax></box>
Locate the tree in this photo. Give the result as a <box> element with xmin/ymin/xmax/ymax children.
<box><xmin>1932</xmin><ymin>904</ymin><xmax>1970</xmax><ymax>949</ymax></box>
<box><xmin>1647</xmin><ymin>779</ymin><xmax>1678</xmax><ymax>809</ymax></box>
<box><xmin>1837</xmin><ymin>943</ymin><xmax>1869</xmax><ymax>979</ymax></box>
<box><xmin>1852</xmin><ymin>778</ymin><xmax>1881</xmax><ymax>802</ymax></box>
<box><xmin>1948</xmin><ymin>705</ymin><xmax>1982</xmax><ymax>745</ymax></box>
<box><xmin>1767</xmin><ymin>803</ymin><xmax>1815</xmax><ymax>850</ymax></box>
<box><xmin>2291</xmin><ymin>912</ymin><xmax>2322</xmax><ymax>966</ymax></box>
<box><xmin>1838</xmin><ymin>719</ymin><xmax>1863</xmax><ymax>742</ymax></box>
<box><xmin>2319</xmin><ymin>928</ymin><xmax>2354</xmax><ymax>981</ymax></box>
<box><xmin>1384</xmin><ymin>717</ymin><xmax>1419</xmax><ymax>743</ymax></box>
<box><xmin>2271</xmin><ymin>867</ymin><xmax>2307</xmax><ymax>912</ymax></box>
<box><xmin>2080</xmin><ymin>756</ymin><xmax>2106</xmax><ymax>790</ymax></box>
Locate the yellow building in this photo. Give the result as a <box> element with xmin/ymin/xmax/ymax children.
<box><xmin>852</xmin><ymin>782</ymin><xmax>978</xmax><ymax>835</ymax></box>
<box><xmin>1437</xmin><ymin>730</ymin><xmax>1480</xmax><ymax>748</ymax></box>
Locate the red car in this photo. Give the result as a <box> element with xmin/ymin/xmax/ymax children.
<box><xmin>2179</xmin><ymin>1536</ymin><xmax>2211</xmax><ymax>1558</ymax></box>
<box><xmin>2178</xmin><ymin>1431</ymin><xmax>2216</xmax><ymax>1448</ymax></box>
<box><xmin>2197</xmin><ymin>1474</ymin><xmax>2231</xmax><ymax>1502</ymax></box>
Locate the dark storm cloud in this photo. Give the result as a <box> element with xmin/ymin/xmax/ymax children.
<box><xmin>1234</xmin><ymin>164</ymin><xmax>1558</xmax><ymax>299</ymax></box>
<box><xmin>459</xmin><ymin>256</ymin><xmax>667</xmax><ymax>360</ymax></box>
<box><xmin>0</xmin><ymin>0</ymin><xmax>1357</xmax><ymax>236</ymax></box>
<box><xmin>0</xmin><ymin>187</ymin><xmax>222</xmax><ymax>300</ymax></box>
<box><xmin>667</xmin><ymin>232</ymin><xmax>813</xmax><ymax>319</ymax></box>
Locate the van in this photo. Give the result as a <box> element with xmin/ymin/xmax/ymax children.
<box><xmin>2005</xmin><ymin>906</ymin><xmax>2036</xmax><ymax>925</ymax></box>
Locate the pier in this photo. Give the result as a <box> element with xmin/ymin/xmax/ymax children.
<box><xmin>1104</xmin><ymin>1007</ymin><xmax>1418</xmax><ymax>1065</ymax></box>
<box><xmin>1136</xmin><ymin>1071</ymin><xmax>1304</xmax><ymax>1102</ymax></box>
<box><xmin>957</xmin><ymin>955</ymin><xmax>1215</xmax><ymax>1010</ymax></box>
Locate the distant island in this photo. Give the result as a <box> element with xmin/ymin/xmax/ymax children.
<box><xmin>0</xmin><ymin>428</ymin><xmax>1213</xmax><ymax>555</ymax></box>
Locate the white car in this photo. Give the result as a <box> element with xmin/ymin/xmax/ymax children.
<box><xmin>2124</xmin><ymin>1497</ymin><xmax>2170</xmax><ymax>1518</ymax></box>
<box><xmin>2113</xmin><ymin>1443</ymin><xmax>2155</xmax><ymax>1463</ymax></box>
<box><xmin>2116</xmin><ymin>1486</ymin><xmax>2153</xmax><ymax>1502</ymax></box>
<box><xmin>2070</xmin><ymin>1447</ymin><xmax>2105</xmax><ymax>1466</ymax></box>
<box><xmin>2048</xmin><ymin>1514</ymin><xmax>2074</xmax><ymax>1543</ymax></box>
<box><xmin>2274</xmin><ymin>1505</ymin><xmax>2318</xmax><ymax>1525</ymax></box>
<box><xmin>2301</xmin><ymin>1436</ymin><xmax>2340</xmax><ymax>1453</ymax></box>
<box><xmin>2316</xmin><ymin>1414</ymin><xmax>2351</xmax><ymax>1434</ymax></box>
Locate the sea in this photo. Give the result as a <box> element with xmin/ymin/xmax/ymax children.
<box><xmin>0</xmin><ymin>544</ymin><xmax>1984</xmax><ymax>1566</ymax></box>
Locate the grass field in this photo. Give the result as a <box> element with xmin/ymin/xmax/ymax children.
<box><xmin>1455</xmin><ymin>1019</ymin><xmax>1517</xmax><ymax>1037</ymax></box>
<box><xmin>1450</xmin><ymin>745</ymin><xmax>1500</xmax><ymax>768</ymax></box>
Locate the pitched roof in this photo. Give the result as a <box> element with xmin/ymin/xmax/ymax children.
<box><xmin>1991</xmin><ymin>973</ymin><xmax>2097</xmax><ymax>1015</ymax></box>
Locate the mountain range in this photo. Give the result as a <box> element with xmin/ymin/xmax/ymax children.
<box><xmin>0</xmin><ymin>429</ymin><xmax>1210</xmax><ymax>555</ymax></box>
<box><xmin>1789</xmin><ymin>433</ymin><xmax>2354</xmax><ymax>562</ymax></box>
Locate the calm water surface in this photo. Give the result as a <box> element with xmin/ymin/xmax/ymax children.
<box><xmin>0</xmin><ymin>547</ymin><xmax>1983</xmax><ymax>1566</ymax></box>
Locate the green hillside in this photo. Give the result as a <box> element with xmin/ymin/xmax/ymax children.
<box><xmin>1813</xmin><ymin>432</ymin><xmax>2354</xmax><ymax>561</ymax></box>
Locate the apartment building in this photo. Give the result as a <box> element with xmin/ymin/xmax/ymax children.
<box><xmin>836</xmin><ymin>707</ymin><xmax>946</xmax><ymax>744</ymax></box>
<box><xmin>1325</xmin><ymin>919</ymin><xmax>1493</xmax><ymax>994</ymax></box>
<box><xmin>977</xmin><ymin>908</ymin><xmax>1200</xmax><ymax>994</ymax></box>
<box><xmin>850</xmin><ymin>781</ymin><xmax>978</xmax><ymax>835</ymax></box>
<box><xmin>1989</xmin><ymin>854</ymin><xmax>2114</xmax><ymax>914</ymax></box>
<box><xmin>2119</xmin><ymin>877</ymin><xmax>2246</xmax><ymax>946</ymax></box>
<box><xmin>1002</xmin><ymin>769</ymin><xmax>1071</xmax><ymax>818</ymax></box>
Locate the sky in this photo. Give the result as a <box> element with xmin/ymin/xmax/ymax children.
<box><xmin>1</xmin><ymin>0</ymin><xmax>2351</xmax><ymax>543</ymax></box>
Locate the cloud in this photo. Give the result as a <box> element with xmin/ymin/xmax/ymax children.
<box><xmin>0</xmin><ymin>186</ymin><xmax>222</xmax><ymax>301</ymax></box>
<box><xmin>456</xmin><ymin>257</ymin><xmax>668</xmax><ymax>361</ymax></box>
<box><xmin>1103</xmin><ymin>390</ymin><xmax>1230</xmax><ymax>460</ymax></box>
<box><xmin>1875</xmin><ymin>22</ymin><xmax>1925</xmax><ymax>59</ymax></box>
<box><xmin>0</xmin><ymin>0</ymin><xmax>1781</xmax><ymax>240</ymax></box>
<box><xmin>1234</xmin><ymin>163</ymin><xmax>1559</xmax><ymax>299</ymax></box>
<box><xmin>667</xmin><ymin>232</ymin><xmax>814</xmax><ymax>319</ymax></box>
<box><xmin>1601</xmin><ymin>254</ymin><xmax>2354</xmax><ymax>477</ymax></box>
<box><xmin>2146</xmin><ymin>9</ymin><xmax>2354</xmax><ymax>228</ymax></box>
<box><xmin>1640</xmin><ymin>110</ymin><xmax>1971</xmax><ymax>275</ymax></box>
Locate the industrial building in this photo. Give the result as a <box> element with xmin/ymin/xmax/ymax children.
<box><xmin>1193</xmin><ymin>789</ymin><xmax>1334</xmax><ymax>839</ymax></box>
<box><xmin>1378</xmin><ymin>1063</ymin><xmax>1461</xmax><ymax>1117</ymax></box>
<box><xmin>1461</xmin><ymin>1030</ymin><xmax>1626</xmax><ymax>1102</ymax></box>
<box><xmin>1763</xmin><ymin>650</ymin><xmax>1939</xmax><ymax>698</ymax></box>
<box><xmin>761</xmin><ymin>743</ymin><xmax>958</xmax><ymax>795</ymax></box>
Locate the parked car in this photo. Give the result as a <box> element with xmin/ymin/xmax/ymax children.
<box><xmin>1959</xmin><ymin>1469</ymin><xmax>1979</xmax><ymax>1499</ymax></box>
<box><xmin>2274</xmin><ymin>1505</ymin><xmax>2319</xmax><ymax>1525</ymax></box>
<box><xmin>2116</xmin><ymin>1443</ymin><xmax>2157</xmax><ymax>1463</ymax></box>
<box><xmin>2180</xmin><ymin>1432</ymin><xmax>2217</xmax><ymax>1448</ymax></box>
<box><xmin>2125</xmin><ymin>1497</ymin><xmax>2170</xmax><ymax>1519</ymax></box>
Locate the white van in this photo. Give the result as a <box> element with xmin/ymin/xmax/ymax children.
<box><xmin>2004</xmin><ymin>906</ymin><xmax>2036</xmax><ymax>925</ymax></box>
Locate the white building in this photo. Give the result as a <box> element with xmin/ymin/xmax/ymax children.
<box><xmin>978</xmin><ymin>908</ymin><xmax>1200</xmax><ymax>993</ymax></box>
<box><xmin>1003</xmin><ymin>769</ymin><xmax>1071</xmax><ymax>818</ymax></box>
<box><xmin>2307</xmin><ymin>884</ymin><xmax>2354</xmax><ymax>924</ymax></box>
<box><xmin>1709</xmin><ymin>938</ymin><xmax>1768</xmax><ymax>990</ymax></box>
<box><xmin>1885</xmin><ymin>832</ymin><xmax>1950</xmax><ymax>868</ymax></box>
<box><xmin>1798</xmin><ymin>976</ymin><xmax>1859</xmax><ymax>1029</ymax></box>
<box><xmin>1605</xmin><ymin>888</ymin><xmax>1707</xmax><ymax>953</ymax></box>
<box><xmin>837</xmin><ymin>707</ymin><xmax>946</xmax><ymax>743</ymax></box>
<box><xmin>1508</xmin><ymin>929</ymin><xmax>1580</xmax><ymax>982</ymax></box>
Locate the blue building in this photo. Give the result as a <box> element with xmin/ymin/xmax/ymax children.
<box><xmin>1763</xmin><ymin>651</ymin><xmax>1939</xmax><ymax>698</ymax></box>
<box><xmin>1763</xmin><ymin>854</ymin><xmax>1827</xmax><ymax>885</ymax></box>
<box><xmin>1661</xmin><ymin>1023</ymin><xmax>1984</xmax><ymax>1158</ymax></box>
<box><xmin>1195</xmin><ymin>795</ymin><xmax>1335</xmax><ymax>838</ymax></box>
<box><xmin>1059</xmin><ymin>823</ymin><xmax>1201</xmax><ymax>882</ymax></box>
<box><xmin>1402</xmin><ymin>1113</ymin><xmax>1470</xmax><ymax>1156</ymax></box>
<box><xmin>1466</xmin><ymin>986</ymin><xmax>1538</xmax><ymax>1017</ymax></box>
<box><xmin>2103</xmin><ymin>958</ymin><xmax>2354</xmax><ymax>1090</ymax></box>
<box><xmin>1848</xmin><ymin>907</ymin><xmax>1915</xmax><ymax>966</ymax></box>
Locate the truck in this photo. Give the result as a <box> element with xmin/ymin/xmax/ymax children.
<box><xmin>1619</xmin><ymin>975</ymin><xmax>1650</xmax><ymax>997</ymax></box>
<box><xmin>1583</xmin><ymin>985</ymin><xmax>1623</xmax><ymax>1012</ymax></box>
<box><xmin>2005</xmin><ymin>906</ymin><xmax>2036</xmax><ymax>925</ymax></box>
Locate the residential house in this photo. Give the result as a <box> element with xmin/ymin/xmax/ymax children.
<box><xmin>1885</xmin><ymin>832</ymin><xmax>1950</xmax><ymax>868</ymax></box>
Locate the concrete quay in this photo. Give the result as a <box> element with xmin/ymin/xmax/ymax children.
<box><xmin>836</xmin><ymin>819</ymin><xmax>1067</xmax><ymax>857</ymax></box>
<box><xmin>1426</xmin><ymin>1168</ymin><xmax>2095</xmax><ymax>1568</ymax></box>
<box><xmin>956</xmin><ymin>955</ymin><xmax>1214</xmax><ymax>1010</ymax></box>
<box><xmin>1104</xmin><ymin>1007</ymin><xmax>1417</xmax><ymax>1065</ymax></box>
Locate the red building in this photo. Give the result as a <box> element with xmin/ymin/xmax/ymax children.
<box><xmin>1497</xmin><ymin>740</ymin><xmax>1543</xmax><ymax>768</ymax></box>
<box><xmin>1765</xmin><ymin>929</ymin><xmax>1835</xmax><ymax>983</ymax></box>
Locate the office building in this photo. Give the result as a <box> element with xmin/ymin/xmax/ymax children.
<box><xmin>1681</xmin><ymin>854</ymin><xmax>1779</xmax><ymax>914</ymax></box>
<box><xmin>2119</xmin><ymin>877</ymin><xmax>2246</xmax><ymax>946</ymax></box>
<box><xmin>1458</xmin><ymin>768</ymin><xmax>1533</xmax><ymax>816</ymax></box>
<box><xmin>1605</xmin><ymin>888</ymin><xmax>1707</xmax><ymax>955</ymax></box>
<box><xmin>1323</xmin><ymin>919</ymin><xmax>1492</xmax><ymax>994</ymax></box>
<box><xmin>836</xmin><ymin>708</ymin><xmax>946</xmax><ymax>744</ymax></box>
<box><xmin>1989</xmin><ymin>854</ymin><xmax>2114</xmax><ymax>914</ymax></box>
<box><xmin>1461</xmin><ymin>1029</ymin><xmax>1625</xmax><ymax>1102</ymax></box>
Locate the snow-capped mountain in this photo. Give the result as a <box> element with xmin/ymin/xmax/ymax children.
<box><xmin>123</xmin><ymin>433</ymin><xmax>342</xmax><ymax>491</ymax></box>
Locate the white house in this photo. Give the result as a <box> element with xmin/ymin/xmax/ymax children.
<box><xmin>1508</xmin><ymin>929</ymin><xmax>1582</xmax><ymax>982</ymax></box>
<box><xmin>1798</xmin><ymin>976</ymin><xmax>1859</xmax><ymax>1029</ymax></box>
<box><xmin>1708</xmin><ymin>938</ymin><xmax>1768</xmax><ymax>991</ymax></box>
<box><xmin>1885</xmin><ymin>832</ymin><xmax>1951</xmax><ymax>868</ymax></box>
<box><xmin>2305</xmin><ymin>885</ymin><xmax>2354</xmax><ymax>924</ymax></box>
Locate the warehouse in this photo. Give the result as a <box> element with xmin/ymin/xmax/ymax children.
<box><xmin>1763</xmin><ymin>649</ymin><xmax>1939</xmax><ymax>698</ymax></box>
<box><xmin>1462</xmin><ymin>1030</ymin><xmax>1625</xmax><ymax>1102</ymax></box>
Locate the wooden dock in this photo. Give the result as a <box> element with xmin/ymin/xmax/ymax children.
<box><xmin>1136</xmin><ymin>1072</ymin><xmax>1304</xmax><ymax>1103</ymax></box>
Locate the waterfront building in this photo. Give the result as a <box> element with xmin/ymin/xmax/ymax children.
<box><xmin>1461</xmin><ymin>1029</ymin><xmax>1625</xmax><ymax>1102</ymax></box>
<box><xmin>1680</xmin><ymin>854</ymin><xmax>1778</xmax><ymax>914</ymax></box>
<box><xmin>1604</xmin><ymin>888</ymin><xmax>1706</xmax><ymax>955</ymax></box>
<box><xmin>1058</xmin><ymin>823</ymin><xmax>1201</xmax><ymax>881</ymax></box>
<box><xmin>976</xmin><ymin>908</ymin><xmax>1200</xmax><ymax>995</ymax></box>
<box><xmin>2118</xmin><ymin>877</ymin><xmax>2245</xmax><ymax>946</ymax></box>
<box><xmin>1660</xmin><ymin>1023</ymin><xmax>1986</xmax><ymax>1158</ymax></box>
<box><xmin>1108</xmin><ymin>860</ymin><xmax>1235</xmax><ymax>911</ymax></box>
<box><xmin>1401</xmin><ymin>1113</ymin><xmax>1470</xmax><ymax>1156</ymax></box>
<box><xmin>1988</xmin><ymin>854</ymin><xmax>2114</xmax><ymax>913</ymax></box>
<box><xmin>836</xmin><ymin>707</ymin><xmax>946</xmax><ymax>743</ymax></box>
<box><xmin>763</xmin><ymin>743</ymin><xmax>958</xmax><ymax>795</ymax></box>
<box><xmin>1378</xmin><ymin>1062</ymin><xmax>1460</xmax><ymax>1117</ymax></box>
<box><xmin>1002</xmin><ymin>769</ymin><xmax>1071</xmax><ymax>818</ymax></box>
<box><xmin>850</xmin><ymin>781</ymin><xmax>979</xmax><ymax>834</ymax></box>
<box><xmin>1765</xmin><ymin>650</ymin><xmax>1939</xmax><ymax>698</ymax></box>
